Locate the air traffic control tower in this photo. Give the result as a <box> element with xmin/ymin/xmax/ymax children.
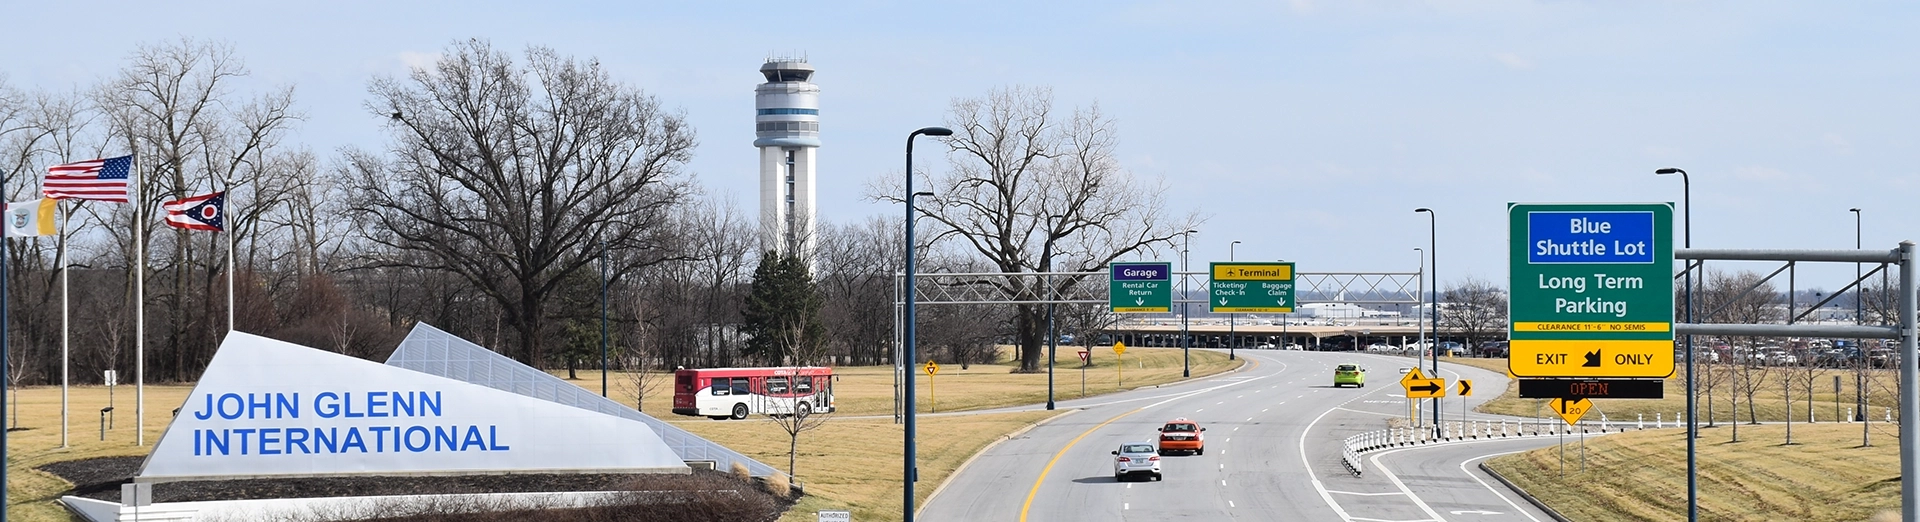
<box><xmin>755</xmin><ymin>58</ymin><xmax>820</xmax><ymax>258</ymax></box>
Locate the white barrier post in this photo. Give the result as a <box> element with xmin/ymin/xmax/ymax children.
<box><xmin>1656</xmin><ymin>412</ymin><xmax>1662</xmax><ymax>429</ymax></box>
<box><xmin>1637</xmin><ymin>413</ymin><xmax>1644</xmax><ymax>430</ymax></box>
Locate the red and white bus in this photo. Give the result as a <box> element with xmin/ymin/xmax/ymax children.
<box><xmin>671</xmin><ymin>367</ymin><xmax>836</xmax><ymax>420</ymax></box>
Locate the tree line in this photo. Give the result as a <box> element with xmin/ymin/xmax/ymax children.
<box><xmin>0</xmin><ymin>38</ymin><xmax>1200</xmax><ymax>391</ymax></box>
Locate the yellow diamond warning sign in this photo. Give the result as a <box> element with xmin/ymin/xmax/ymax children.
<box><xmin>1549</xmin><ymin>397</ymin><xmax>1592</xmax><ymax>426</ymax></box>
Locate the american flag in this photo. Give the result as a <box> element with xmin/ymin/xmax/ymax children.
<box><xmin>44</xmin><ymin>155</ymin><xmax>133</xmax><ymax>203</ymax></box>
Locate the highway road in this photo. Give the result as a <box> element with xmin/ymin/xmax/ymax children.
<box><xmin>918</xmin><ymin>349</ymin><xmax>1569</xmax><ymax>521</ymax></box>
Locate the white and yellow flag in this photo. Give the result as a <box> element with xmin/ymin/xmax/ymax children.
<box><xmin>5</xmin><ymin>198</ymin><xmax>57</xmax><ymax>237</ymax></box>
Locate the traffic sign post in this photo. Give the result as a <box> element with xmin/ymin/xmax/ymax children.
<box><xmin>1509</xmin><ymin>203</ymin><xmax>1674</xmax><ymax>387</ymax></box>
<box><xmin>1459</xmin><ymin>380</ymin><xmax>1473</xmax><ymax>397</ymax></box>
<box><xmin>1113</xmin><ymin>342</ymin><xmax>1127</xmax><ymax>388</ymax></box>
<box><xmin>1208</xmin><ymin>262</ymin><xmax>1296</xmax><ymax>313</ymax></box>
<box><xmin>1110</xmin><ymin>262</ymin><xmax>1173</xmax><ymax>313</ymax></box>
<box><xmin>1399</xmin><ymin>367</ymin><xmax>1447</xmax><ymax>399</ymax></box>
<box><xmin>924</xmin><ymin>361</ymin><xmax>939</xmax><ymax>412</ymax></box>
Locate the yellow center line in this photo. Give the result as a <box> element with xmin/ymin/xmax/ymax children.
<box><xmin>1018</xmin><ymin>357</ymin><xmax>1262</xmax><ymax>521</ymax></box>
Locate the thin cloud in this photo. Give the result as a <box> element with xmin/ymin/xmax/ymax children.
<box><xmin>1493</xmin><ymin>52</ymin><xmax>1532</xmax><ymax>70</ymax></box>
<box><xmin>396</xmin><ymin>51</ymin><xmax>441</xmax><ymax>71</ymax></box>
<box><xmin>1822</xmin><ymin>132</ymin><xmax>1854</xmax><ymax>155</ymax></box>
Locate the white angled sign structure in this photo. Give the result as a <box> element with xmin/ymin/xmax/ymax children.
<box><xmin>138</xmin><ymin>332</ymin><xmax>688</xmax><ymax>482</ymax></box>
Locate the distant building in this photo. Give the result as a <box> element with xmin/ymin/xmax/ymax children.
<box><xmin>755</xmin><ymin>58</ymin><xmax>821</xmax><ymax>259</ymax></box>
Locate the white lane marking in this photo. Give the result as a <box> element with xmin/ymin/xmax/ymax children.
<box><xmin>1335</xmin><ymin>407</ymin><xmax>1408</xmax><ymax>418</ymax></box>
<box><xmin>1217</xmin><ymin>401</ymin><xmax>1225</xmax><ymax>405</ymax></box>
<box><xmin>1230</xmin><ymin>500</ymin><xmax>1237</xmax><ymax>508</ymax></box>
<box><xmin>1225</xmin><ymin>438</ymin><xmax>1231</xmax><ymax>443</ymax></box>
<box><xmin>1126</xmin><ymin>484</ymin><xmax>1132</xmax><ymax>489</ymax></box>
<box><xmin>1221</xmin><ymin>479</ymin><xmax>1228</xmax><ymax>486</ymax></box>
<box><xmin>1246</xmin><ymin>417</ymin><xmax>1255</xmax><ymax>421</ymax></box>
<box><xmin>1237</xmin><ymin>395</ymin><xmax>1244</xmax><ymax>398</ymax></box>
<box><xmin>1125</xmin><ymin>503</ymin><xmax>1130</xmax><ymax>510</ymax></box>
<box><xmin>1197</xmin><ymin>408</ymin><xmax>1205</xmax><ymax>412</ymax></box>
<box><xmin>1367</xmin><ymin>449</ymin><xmax>1454</xmax><ymax>522</ymax></box>
<box><xmin>1302</xmin><ymin>354</ymin><xmax>1415</xmax><ymax>522</ymax></box>
<box><xmin>1327</xmin><ymin>490</ymin><xmax>1410</xmax><ymax>496</ymax></box>
<box><xmin>1262</xmin><ymin>408</ymin><xmax>1270</xmax><ymax>412</ymax></box>
<box><xmin>1350</xmin><ymin>517</ymin><xmax>1439</xmax><ymax>522</ymax></box>
<box><xmin>1462</xmin><ymin>450</ymin><xmax>1545</xmax><ymax>522</ymax></box>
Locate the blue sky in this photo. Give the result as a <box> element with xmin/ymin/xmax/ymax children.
<box><xmin>6</xmin><ymin>1</ymin><xmax>1915</xmax><ymax>291</ymax></box>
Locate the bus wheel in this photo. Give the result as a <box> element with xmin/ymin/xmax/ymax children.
<box><xmin>796</xmin><ymin>402</ymin><xmax>812</xmax><ymax>417</ymax></box>
<box><xmin>731</xmin><ymin>403</ymin><xmax>749</xmax><ymax>420</ymax></box>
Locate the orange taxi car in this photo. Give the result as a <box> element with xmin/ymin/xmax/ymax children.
<box><xmin>1157</xmin><ymin>418</ymin><xmax>1206</xmax><ymax>455</ymax></box>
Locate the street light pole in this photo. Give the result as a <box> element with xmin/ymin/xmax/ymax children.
<box><xmin>903</xmin><ymin>126</ymin><xmax>952</xmax><ymax>522</ymax></box>
<box><xmin>600</xmin><ymin>240</ymin><xmax>608</xmax><ymax>398</ymax></box>
<box><xmin>1047</xmin><ymin>252</ymin><xmax>1058</xmax><ymax>411</ymax></box>
<box><xmin>1852</xmin><ymin>208</ymin><xmax>1868</xmax><ymax>436</ymax></box>
<box><xmin>1229</xmin><ymin>240</ymin><xmax>1240</xmax><ymax>361</ymax></box>
<box><xmin>1655</xmin><ymin>167</ymin><xmax>1695</xmax><ymax>522</ymax></box>
<box><xmin>1181</xmin><ymin>232</ymin><xmax>1192</xmax><ymax>377</ymax></box>
<box><xmin>1414</xmin><ymin>246</ymin><xmax>1425</xmax><ymax>354</ymax></box>
<box><xmin>1415</xmin><ymin>208</ymin><xmax>1437</xmax><ymax>430</ymax></box>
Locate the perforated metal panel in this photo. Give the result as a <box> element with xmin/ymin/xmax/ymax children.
<box><xmin>385</xmin><ymin>323</ymin><xmax>781</xmax><ymax>477</ymax></box>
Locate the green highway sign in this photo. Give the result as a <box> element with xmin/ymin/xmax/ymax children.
<box><xmin>1109</xmin><ymin>262</ymin><xmax>1172</xmax><ymax>313</ymax></box>
<box><xmin>1208</xmin><ymin>262</ymin><xmax>1295</xmax><ymax>313</ymax></box>
<box><xmin>1508</xmin><ymin>203</ymin><xmax>1675</xmax><ymax>380</ymax></box>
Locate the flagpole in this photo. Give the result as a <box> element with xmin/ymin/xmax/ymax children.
<box><xmin>60</xmin><ymin>201</ymin><xmax>69</xmax><ymax>448</ymax></box>
<box><xmin>227</xmin><ymin>194</ymin><xmax>234</xmax><ymax>333</ymax></box>
<box><xmin>2</xmin><ymin>180</ymin><xmax>12</xmax><ymax>522</ymax></box>
<box><xmin>135</xmin><ymin>153</ymin><xmax>144</xmax><ymax>447</ymax></box>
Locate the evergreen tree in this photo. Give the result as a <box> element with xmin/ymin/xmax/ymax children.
<box><xmin>741</xmin><ymin>253</ymin><xmax>826</xmax><ymax>366</ymax></box>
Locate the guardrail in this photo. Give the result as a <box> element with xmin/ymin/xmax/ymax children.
<box><xmin>1338</xmin><ymin>415</ymin><xmax>1649</xmax><ymax>477</ymax></box>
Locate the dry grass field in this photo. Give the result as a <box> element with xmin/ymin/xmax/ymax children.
<box><xmin>2</xmin><ymin>383</ymin><xmax>195</xmax><ymax>522</ymax></box>
<box><xmin>582</xmin><ymin>346</ymin><xmax>1239</xmax><ymax>417</ymax></box>
<box><xmin>2</xmin><ymin>347</ymin><xmax>1236</xmax><ymax>521</ymax></box>
<box><xmin>1486</xmin><ymin>423</ymin><xmax>1901</xmax><ymax>521</ymax></box>
<box><xmin>1446</xmin><ymin>357</ymin><xmax>1901</xmax><ymax>428</ymax></box>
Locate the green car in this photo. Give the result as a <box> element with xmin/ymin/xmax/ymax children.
<box><xmin>1333</xmin><ymin>364</ymin><xmax>1366</xmax><ymax>388</ymax></box>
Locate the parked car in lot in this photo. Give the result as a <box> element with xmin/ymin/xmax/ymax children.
<box><xmin>1112</xmin><ymin>442</ymin><xmax>1163</xmax><ymax>481</ymax></box>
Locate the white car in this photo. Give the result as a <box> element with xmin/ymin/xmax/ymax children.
<box><xmin>1112</xmin><ymin>442</ymin><xmax>1162</xmax><ymax>481</ymax></box>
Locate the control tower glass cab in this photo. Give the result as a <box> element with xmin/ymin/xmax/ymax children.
<box><xmin>756</xmin><ymin>59</ymin><xmax>820</xmax><ymax>259</ymax></box>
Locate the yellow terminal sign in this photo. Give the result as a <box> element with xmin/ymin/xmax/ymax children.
<box><xmin>1112</xmin><ymin>341</ymin><xmax>1127</xmax><ymax>356</ymax></box>
<box><xmin>1549</xmin><ymin>397</ymin><xmax>1592</xmax><ymax>426</ymax></box>
<box><xmin>1508</xmin><ymin>340</ymin><xmax>1674</xmax><ymax>378</ymax></box>
<box><xmin>1210</xmin><ymin>264</ymin><xmax>1293</xmax><ymax>280</ymax></box>
<box><xmin>924</xmin><ymin>361</ymin><xmax>939</xmax><ymax>376</ymax></box>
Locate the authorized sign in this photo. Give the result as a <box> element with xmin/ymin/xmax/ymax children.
<box><xmin>1549</xmin><ymin>397</ymin><xmax>1593</xmax><ymax>426</ymax></box>
<box><xmin>1209</xmin><ymin>262</ymin><xmax>1296</xmax><ymax>313</ymax></box>
<box><xmin>1109</xmin><ymin>262</ymin><xmax>1172</xmax><ymax>313</ymax></box>
<box><xmin>1508</xmin><ymin>203</ymin><xmax>1674</xmax><ymax>379</ymax></box>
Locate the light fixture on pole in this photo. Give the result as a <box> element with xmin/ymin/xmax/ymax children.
<box><xmin>1655</xmin><ymin>166</ymin><xmax>1695</xmax><ymax>522</ymax></box>
<box><xmin>902</xmin><ymin>126</ymin><xmax>951</xmax><ymax>522</ymax></box>
<box><xmin>1414</xmin><ymin>208</ymin><xmax>1437</xmax><ymax>430</ymax></box>
<box><xmin>1229</xmin><ymin>240</ymin><xmax>1241</xmax><ymax>360</ymax></box>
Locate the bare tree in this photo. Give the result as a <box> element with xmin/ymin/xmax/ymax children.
<box><xmin>343</xmin><ymin>39</ymin><xmax>695</xmax><ymax>367</ymax></box>
<box><xmin>1695</xmin><ymin>268</ymin><xmax>1779</xmax><ymax>441</ymax></box>
<box><xmin>815</xmin><ymin>216</ymin><xmax>903</xmax><ymax>366</ymax></box>
<box><xmin>1438</xmin><ymin>277</ymin><xmax>1507</xmax><ymax>354</ymax></box>
<box><xmin>875</xmin><ymin>86</ymin><xmax>1195</xmax><ymax>372</ymax></box>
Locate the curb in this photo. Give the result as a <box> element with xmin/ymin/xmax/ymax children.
<box><xmin>1478</xmin><ymin>461</ymin><xmax>1574</xmax><ymax>522</ymax></box>
<box><xmin>916</xmin><ymin>408</ymin><xmax>1081</xmax><ymax>518</ymax></box>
